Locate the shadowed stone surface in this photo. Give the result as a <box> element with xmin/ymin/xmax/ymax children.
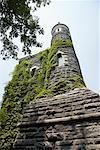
<box><xmin>13</xmin><ymin>88</ymin><xmax>100</xmax><ymax>150</ymax></box>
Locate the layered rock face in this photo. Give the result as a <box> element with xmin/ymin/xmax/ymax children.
<box><xmin>14</xmin><ymin>88</ymin><xmax>100</xmax><ymax>150</ymax></box>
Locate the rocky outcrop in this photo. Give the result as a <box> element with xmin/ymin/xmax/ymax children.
<box><xmin>13</xmin><ymin>88</ymin><xmax>100</xmax><ymax>150</ymax></box>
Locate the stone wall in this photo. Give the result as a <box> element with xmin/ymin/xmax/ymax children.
<box><xmin>20</xmin><ymin>53</ymin><xmax>42</xmax><ymax>69</ymax></box>
<box><xmin>20</xmin><ymin>23</ymin><xmax>85</xmax><ymax>94</ymax></box>
<box><xmin>51</xmin><ymin>23</ymin><xmax>70</xmax><ymax>44</ymax></box>
<box><xmin>13</xmin><ymin>88</ymin><xmax>100</xmax><ymax>150</ymax></box>
<box><xmin>20</xmin><ymin>44</ymin><xmax>85</xmax><ymax>96</ymax></box>
<box><xmin>48</xmin><ymin>45</ymin><xmax>83</xmax><ymax>89</ymax></box>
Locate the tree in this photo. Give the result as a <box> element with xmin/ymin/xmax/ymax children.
<box><xmin>0</xmin><ymin>0</ymin><xmax>50</xmax><ymax>60</ymax></box>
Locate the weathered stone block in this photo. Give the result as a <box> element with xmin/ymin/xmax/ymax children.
<box><xmin>14</xmin><ymin>88</ymin><xmax>100</xmax><ymax>150</ymax></box>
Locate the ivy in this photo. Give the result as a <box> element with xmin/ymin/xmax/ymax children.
<box><xmin>0</xmin><ymin>60</ymin><xmax>32</xmax><ymax>150</ymax></box>
<box><xmin>0</xmin><ymin>39</ymin><xmax>85</xmax><ymax>150</ymax></box>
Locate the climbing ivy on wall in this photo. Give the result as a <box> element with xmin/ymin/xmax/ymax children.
<box><xmin>0</xmin><ymin>39</ymin><xmax>85</xmax><ymax>150</ymax></box>
<box><xmin>0</xmin><ymin>60</ymin><xmax>32</xmax><ymax>150</ymax></box>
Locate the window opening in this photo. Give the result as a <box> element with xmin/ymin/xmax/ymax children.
<box><xmin>30</xmin><ymin>66</ymin><xmax>39</xmax><ymax>76</ymax></box>
<box><xmin>31</xmin><ymin>68</ymin><xmax>36</xmax><ymax>76</ymax></box>
<box><xmin>56</xmin><ymin>28</ymin><xmax>62</xmax><ymax>33</ymax></box>
<box><xmin>57</xmin><ymin>53</ymin><xmax>64</xmax><ymax>66</ymax></box>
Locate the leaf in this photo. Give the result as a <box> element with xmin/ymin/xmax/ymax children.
<box><xmin>0</xmin><ymin>0</ymin><xmax>50</xmax><ymax>60</ymax></box>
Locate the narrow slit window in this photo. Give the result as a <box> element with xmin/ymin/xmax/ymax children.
<box><xmin>57</xmin><ymin>53</ymin><xmax>64</xmax><ymax>66</ymax></box>
<box><xmin>30</xmin><ymin>66</ymin><xmax>39</xmax><ymax>76</ymax></box>
<box><xmin>31</xmin><ymin>68</ymin><xmax>36</xmax><ymax>76</ymax></box>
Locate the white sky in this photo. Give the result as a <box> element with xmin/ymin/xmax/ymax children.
<box><xmin>0</xmin><ymin>0</ymin><xmax>100</xmax><ymax>104</ymax></box>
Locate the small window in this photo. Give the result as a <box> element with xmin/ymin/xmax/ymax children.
<box><xmin>31</xmin><ymin>68</ymin><xmax>36</xmax><ymax>76</ymax></box>
<box><xmin>30</xmin><ymin>66</ymin><xmax>39</xmax><ymax>76</ymax></box>
<box><xmin>57</xmin><ymin>53</ymin><xmax>64</xmax><ymax>66</ymax></box>
<box><xmin>56</xmin><ymin>28</ymin><xmax>62</xmax><ymax>33</ymax></box>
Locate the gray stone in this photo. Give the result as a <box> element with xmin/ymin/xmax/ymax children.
<box><xmin>14</xmin><ymin>88</ymin><xmax>100</xmax><ymax>150</ymax></box>
<box><xmin>13</xmin><ymin>23</ymin><xmax>100</xmax><ymax>150</ymax></box>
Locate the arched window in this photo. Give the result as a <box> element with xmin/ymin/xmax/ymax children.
<box><xmin>30</xmin><ymin>66</ymin><xmax>39</xmax><ymax>76</ymax></box>
<box><xmin>57</xmin><ymin>53</ymin><xmax>64</xmax><ymax>66</ymax></box>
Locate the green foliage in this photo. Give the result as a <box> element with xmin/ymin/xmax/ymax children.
<box><xmin>0</xmin><ymin>60</ymin><xmax>32</xmax><ymax>150</ymax></box>
<box><xmin>0</xmin><ymin>39</ymin><xmax>85</xmax><ymax>149</ymax></box>
<box><xmin>35</xmin><ymin>89</ymin><xmax>53</xmax><ymax>99</ymax></box>
<box><xmin>68</xmin><ymin>75</ymin><xmax>85</xmax><ymax>89</ymax></box>
<box><xmin>52</xmin><ymin>39</ymin><xmax>72</xmax><ymax>47</ymax></box>
<box><xmin>0</xmin><ymin>108</ymin><xmax>7</xmax><ymax>126</ymax></box>
<box><xmin>51</xmin><ymin>80</ymin><xmax>66</xmax><ymax>91</ymax></box>
<box><xmin>0</xmin><ymin>0</ymin><xmax>50</xmax><ymax>60</ymax></box>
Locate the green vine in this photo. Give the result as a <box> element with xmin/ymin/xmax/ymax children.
<box><xmin>0</xmin><ymin>39</ymin><xmax>85</xmax><ymax>150</ymax></box>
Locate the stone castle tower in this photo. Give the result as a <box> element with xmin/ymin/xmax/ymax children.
<box><xmin>13</xmin><ymin>23</ymin><xmax>100</xmax><ymax>150</ymax></box>
<box><xmin>49</xmin><ymin>23</ymin><xmax>84</xmax><ymax>90</ymax></box>
<box><xmin>20</xmin><ymin>22</ymin><xmax>85</xmax><ymax>95</ymax></box>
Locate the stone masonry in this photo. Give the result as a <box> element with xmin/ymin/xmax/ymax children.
<box><xmin>20</xmin><ymin>23</ymin><xmax>85</xmax><ymax>94</ymax></box>
<box><xmin>14</xmin><ymin>88</ymin><xmax>100</xmax><ymax>150</ymax></box>
<box><xmin>13</xmin><ymin>23</ymin><xmax>100</xmax><ymax>150</ymax></box>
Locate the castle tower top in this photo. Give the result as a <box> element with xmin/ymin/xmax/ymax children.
<box><xmin>51</xmin><ymin>22</ymin><xmax>71</xmax><ymax>44</ymax></box>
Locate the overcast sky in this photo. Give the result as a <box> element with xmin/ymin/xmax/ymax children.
<box><xmin>0</xmin><ymin>0</ymin><xmax>99</xmax><ymax>104</ymax></box>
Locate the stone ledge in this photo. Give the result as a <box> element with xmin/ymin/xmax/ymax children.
<box><xmin>18</xmin><ymin>112</ymin><xmax>100</xmax><ymax>127</ymax></box>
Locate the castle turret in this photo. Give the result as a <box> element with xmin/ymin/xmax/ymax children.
<box><xmin>51</xmin><ymin>22</ymin><xmax>71</xmax><ymax>44</ymax></box>
<box><xmin>49</xmin><ymin>23</ymin><xmax>85</xmax><ymax>93</ymax></box>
